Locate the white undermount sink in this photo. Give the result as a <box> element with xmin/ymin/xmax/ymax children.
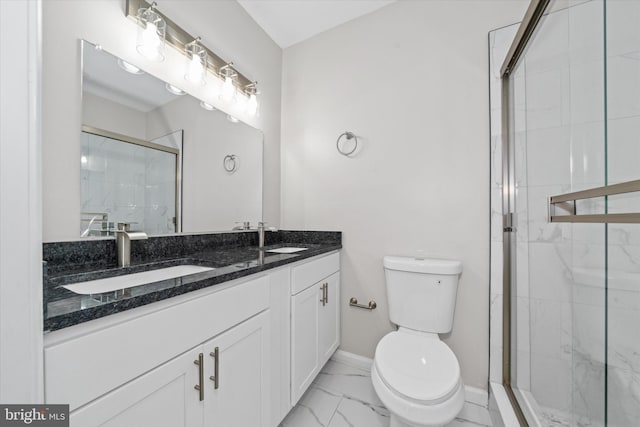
<box><xmin>266</xmin><ymin>247</ymin><xmax>308</xmax><ymax>254</ymax></box>
<box><xmin>61</xmin><ymin>265</ymin><xmax>214</xmax><ymax>295</ymax></box>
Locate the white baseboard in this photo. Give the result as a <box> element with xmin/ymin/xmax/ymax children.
<box><xmin>331</xmin><ymin>350</ymin><xmax>490</xmax><ymax>409</ymax></box>
<box><xmin>465</xmin><ymin>385</ymin><xmax>489</xmax><ymax>407</ymax></box>
<box><xmin>331</xmin><ymin>349</ymin><xmax>374</xmax><ymax>371</ymax></box>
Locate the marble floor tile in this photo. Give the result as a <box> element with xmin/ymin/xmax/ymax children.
<box><xmin>281</xmin><ymin>385</ymin><xmax>342</xmax><ymax>427</ymax></box>
<box><xmin>313</xmin><ymin>360</ymin><xmax>383</xmax><ymax>406</ymax></box>
<box><xmin>327</xmin><ymin>396</ymin><xmax>390</xmax><ymax>427</ymax></box>
<box><xmin>281</xmin><ymin>359</ymin><xmax>493</xmax><ymax>427</ymax></box>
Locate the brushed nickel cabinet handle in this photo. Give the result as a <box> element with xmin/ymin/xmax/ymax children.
<box><xmin>209</xmin><ymin>347</ymin><xmax>219</xmax><ymax>389</ymax></box>
<box><xmin>320</xmin><ymin>283</ymin><xmax>326</xmax><ymax>306</ymax></box>
<box><xmin>194</xmin><ymin>352</ymin><xmax>204</xmax><ymax>401</ymax></box>
<box><xmin>325</xmin><ymin>282</ymin><xmax>329</xmax><ymax>304</ymax></box>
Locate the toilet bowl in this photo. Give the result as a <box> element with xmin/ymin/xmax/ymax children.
<box><xmin>371</xmin><ymin>329</ymin><xmax>464</xmax><ymax>427</ymax></box>
<box><xmin>372</xmin><ymin>256</ymin><xmax>464</xmax><ymax>427</ymax></box>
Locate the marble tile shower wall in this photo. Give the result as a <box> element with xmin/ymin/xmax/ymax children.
<box><xmin>80</xmin><ymin>132</ymin><xmax>177</xmax><ymax>236</ymax></box>
<box><xmin>490</xmin><ymin>1</ymin><xmax>640</xmax><ymax>426</ymax></box>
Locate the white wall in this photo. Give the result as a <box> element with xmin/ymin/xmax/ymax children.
<box><xmin>281</xmin><ymin>0</ymin><xmax>528</xmax><ymax>390</ymax></box>
<box><xmin>0</xmin><ymin>0</ymin><xmax>43</xmax><ymax>402</ymax></box>
<box><xmin>42</xmin><ymin>0</ymin><xmax>281</xmax><ymax>241</ymax></box>
<box><xmin>146</xmin><ymin>95</ymin><xmax>263</xmax><ymax>232</ymax></box>
<box><xmin>83</xmin><ymin>92</ymin><xmax>147</xmax><ymax>140</ymax></box>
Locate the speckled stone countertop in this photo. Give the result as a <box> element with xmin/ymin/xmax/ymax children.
<box><xmin>43</xmin><ymin>230</ymin><xmax>341</xmax><ymax>332</ymax></box>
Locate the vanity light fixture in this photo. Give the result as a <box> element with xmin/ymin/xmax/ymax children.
<box><xmin>184</xmin><ymin>37</ymin><xmax>207</xmax><ymax>85</ymax></box>
<box><xmin>200</xmin><ymin>101</ymin><xmax>216</xmax><ymax>111</ymax></box>
<box><xmin>126</xmin><ymin>0</ymin><xmax>259</xmax><ymax>115</ymax></box>
<box><xmin>244</xmin><ymin>82</ymin><xmax>259</xmax><ymax>117</ymax></box>
<box><xmin>219</xmin><ymin>63</ymin><xmax>237</xmax><ymax>103</ymax></box>
<box><xmin>165</xmin><ymin>83</ymin><xmax>186</xmax><ymax>96</ymax></box>
<box><xmin>135</xmin><ymin>1</ymin><xmax>165</xmax><ymax>61</ymax></box>
<box><xmin>117</xmin><ymin>58</ymin><xmax>145</xmax><ymax>75</ymax></box>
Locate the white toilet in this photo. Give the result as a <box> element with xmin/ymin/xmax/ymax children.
<box><xmin>372</xmin><ymin>256</ymin><xmax>464</xmax><ymax>427</ymax></box>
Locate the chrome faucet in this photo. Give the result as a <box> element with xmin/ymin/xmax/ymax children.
<box><xmin>257</xmin><ymin>222</ymin><xmax>277</xmax><ymax>250</ymax></box>
<box><xmin>232</xmin><ymin>221</ymin><xmax>251</xmax><ymax>231</ymax></box>
<box><xmin>115</xmin><ymin>222</ymin><xmax>148</xmax><ymax>267</ymax></box>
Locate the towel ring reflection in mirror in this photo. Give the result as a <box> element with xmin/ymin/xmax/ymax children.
<box><xmin>223</xmin><ymin>154</ymin><xmax>238</xmax><ymax>173</ymax></box>
<box><xmin>336</xmin><ymin>131</ymin><xmax>358</xmax><ymax>156</ymax></box>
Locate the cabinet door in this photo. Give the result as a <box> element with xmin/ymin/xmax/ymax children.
<box><xmin>319</xmin><ymin>272</ymin><xmax>340</xmax><ymax>366</ymax></box>
<box><xmin>290</xmin><ymin>282</ymin><xmax>321</xmax><ymax>405</ymax></box>
<box><xmin>204</xmin><ymin>311</ymin><xmax>270</xmax><ymax>427</ymax></box>
<box><xmin>70</xmin><ymin>348</ymin><xmax>203</xmax><ymax>427</ymax></box>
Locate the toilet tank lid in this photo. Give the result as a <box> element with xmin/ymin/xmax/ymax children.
<box><xmin>383</xmin><ymin>256</ymin><xmax>462</xmax><ymax>275</ymax></box>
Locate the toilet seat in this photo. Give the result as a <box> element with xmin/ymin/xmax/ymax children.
<box><xmin>374</xmin><ymin>330</ymin><xmax>461</xmax><ymax>405</ymax></box>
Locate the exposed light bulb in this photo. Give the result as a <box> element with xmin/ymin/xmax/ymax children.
<box><xmin>144</xmin><ymin>22</ymin><xmax>159</xmax><ymax>46</ymax></box>
<box><xmin>220</xmin><ymin>76</ymin><xmax>236</xmax><ymax>102</ymax></box>
<box><xmin>138</xmin><ymin>22</ymin><xmax>163</xmax><ymax>61</ymax></box>
<box><xmin>246</xmin><ymin>93</ymin><xmax>258</xmax><ymax>116</ymax></box>
<box><xmin>136</xmin><ymin>3</ymin><xmax>165</xmax><ymax>61</ymax></box>
<box><xmin>186</xmin><ymin>54</ymin><xmax>204</xmax><ymax>83</ymax></box>
<box><xmin>227</xmin><ymin>115</ymin><xmax>239</xmax><ymax>123</ymax></box>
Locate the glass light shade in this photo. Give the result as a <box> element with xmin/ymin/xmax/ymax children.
<box><xmin>246</xmin><ymin>93</ymin><xmax>259</xmax><ymax>116</ymax></box>
<box><xmin>185</xmin><ymin>41</ymin><xmax>207</xmax><ymax>85</ymax></box>
<box><xmin>220</xmin><ymin>75</ymin><xmax>236</xmax><ymax>103</ymax></box>
<box><xmin>136</xmin><ymin>7</ymin><xmax>165</xmax><ymax>61</ymax></box>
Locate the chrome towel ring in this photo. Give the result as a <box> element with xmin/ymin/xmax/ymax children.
<box><xmin>223</xmin><ymin>154</ymin><xmax>238</xmax><ymax>173</ymax></box>
<box><xmin>336</xmin><ymin>131</ymin><xmax>358</xmax><ymax>156</ymax></box>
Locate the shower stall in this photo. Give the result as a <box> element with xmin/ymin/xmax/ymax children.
<box><xmin>489</xmin><ymin>0</ymin><xmax>640</xmax><ymax>426</ymax></box>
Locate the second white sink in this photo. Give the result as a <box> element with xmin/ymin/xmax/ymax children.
<box><xmin>62</xmin><ymin>265</ymin><xmax>214</xmax><ymax>295</ymax></box>
<box><xmin>266</xmin><ymin>247</ymin><xmax>308</xmax><ymax>254</ymax></box>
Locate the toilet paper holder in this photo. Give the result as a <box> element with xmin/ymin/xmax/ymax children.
<box><xmin>349</xmin><ymin>297</ymin><xmax>377</xmax><ymax>310</ymax></box>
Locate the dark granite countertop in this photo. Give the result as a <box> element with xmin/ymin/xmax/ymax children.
<box><xmin>43</xmin><ymin>230</ymin><xmax>341</xmax><ymax>332</ymax></box>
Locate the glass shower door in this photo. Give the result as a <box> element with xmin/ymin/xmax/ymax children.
<box><xmin>508</xmin><ymin>1</ymin><xmax>608</xmax><ymax>425</ymax></box>
<box><xmin>604</xmin><ymin>1</ymin><xmax>640</xmax><ymax>425</ymax></box>
<box><xmin>505</xmin><ymin>1</ymin><xmax>640</xmax><ymax>426</ymax></box>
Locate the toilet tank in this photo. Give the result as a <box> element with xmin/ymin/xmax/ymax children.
<box><xmin>383</xmin><ymin>256</ymin><xmax>462</xmax><ymax>334</ymax></box>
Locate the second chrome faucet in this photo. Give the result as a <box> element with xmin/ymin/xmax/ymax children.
<box><xmin>257</xmin><ymin>222</ymin><xmax>277</xmax><ymax>249</ymax></box>
<box><xmin>115</xmin><ymin>222</ymin><xmax>148</xmax><ymax>267</ymax></box>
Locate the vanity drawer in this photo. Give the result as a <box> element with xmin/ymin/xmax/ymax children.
<box><xmin>291</xmin><ymin>252</ymin><xmax>339</xmax><ymax>295</ymax></box>
<box><xmin>44</xmin><ymin>275</ymin><xmax>269</xmax><ymax>411</ymax></box>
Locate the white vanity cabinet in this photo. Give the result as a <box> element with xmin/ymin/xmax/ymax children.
<box><xmin>70</xmin><ymin>311</ymin><xmax>270</xmax><ymax>427</ymax></box>
<box><xmin>290</xmin><ymin>253</ymin><xmax>340</xmax><ymax>405</ymax></box>
<box><xmin>45</xmin><ymin>275</ymin><xmax>272</xmax><ymax>427</ymax></box>
<box><xmin>43</xmin><ymin>250</ymin><xmax>340</xmax><ymax>426</ymax></box>
<box><xmin>70</xmin><ymin>346</ymin><xmax>203</xmax><ymax>426</ymax></box>
<box><xmin>202</xmin><ymin>311</ymin><xmax>270</xmax><ymax>427</ymax></box>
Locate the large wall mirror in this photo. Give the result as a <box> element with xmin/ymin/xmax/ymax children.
<box><xmin>80</xmin><ymin>40</ymin><xmax>263</xmax><ymax>237</ymax></box>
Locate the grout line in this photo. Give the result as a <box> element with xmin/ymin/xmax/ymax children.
<box><xmin>325</xmin><ymin>396</ymin><xmax>343</xmax><ymax>427</ymax></box>
<box><xmin>297</xmin><ymin>402</ymin><xmax>327</xmax><ymax>427</ymax></box>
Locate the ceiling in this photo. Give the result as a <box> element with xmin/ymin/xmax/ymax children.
<box><xmin>237</xmin><ymin>0</ymin><xmax>397</xmax><ymax>49</ymax></box>
<box><xmin>83</xmin><ymin>44</ymin><xmax>177</xmax><ymax>112</ymax></box>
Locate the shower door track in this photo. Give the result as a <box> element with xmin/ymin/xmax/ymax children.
<box><xmin>500</xmin><ymin>1</ymin><xmax>551</xmax><ymax>426</ymax></box>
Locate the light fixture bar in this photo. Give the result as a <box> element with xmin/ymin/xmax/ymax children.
<box><xmin>126</xmin><ymin>0</ymin><xmax>253</xmax><ymax>88</ymax></box>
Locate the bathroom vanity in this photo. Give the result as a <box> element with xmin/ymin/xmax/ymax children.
<box><xmin>42</xmin><ymin>231</ymin><xmax>341</xmax><ymax>427</ymax></box>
